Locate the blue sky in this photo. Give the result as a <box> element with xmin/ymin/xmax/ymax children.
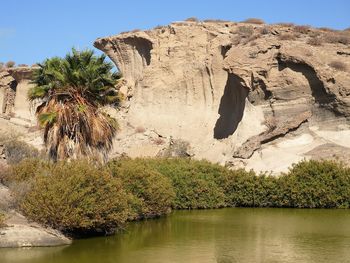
<box><xmin>1</xmin><ymin>0</ymin><xmax>349</xmax><ymax>65</ymax></box>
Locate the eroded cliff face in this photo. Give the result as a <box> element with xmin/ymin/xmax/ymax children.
<box><xmin>0</xmin><ymin>67</ymin><xmax>37</xmax><ymax>126</ymax></box>
<box><xmin>95</xmin><ymin>21</ymin><xmax>350</xmax><ymax>172</ymax></box>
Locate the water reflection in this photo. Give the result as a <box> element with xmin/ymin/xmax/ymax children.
<box><xmin>1</xmin><ymin>208</ymin><xmax>350</xmax><ymax>263</ymax></box>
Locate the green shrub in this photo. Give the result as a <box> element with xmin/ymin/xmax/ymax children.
<box><xmin>219</xmin><ymin>169</ymin><xmax>278</xmax><ymax>207</ymax></box>
<box><xmin>19</xmin><ymin>160</ymin><xmax>131</xmax><ymax>235</ymax></box>
<box><xmin>277</xmin><ymin>160</ymin><xmax>350</xmax><ymax>208</ymax></box>
<box><xmin>108</xmin><ymin>159</ymin><xmax>175</xmax><ymax>219</ymax></box>
<box><xmin>122</xmin><ymin>158</ymin><xmax>228</xmax><ymax>209</ymax></box>
<box><xmin>6</xmin><ymin>159</ymin><xmax>47</xmax><ymax>184</ymax></box>
<box><xmin>6</xmin><ymin>157</ymin><xmax>350</xmax><ymax>237</ymax></box>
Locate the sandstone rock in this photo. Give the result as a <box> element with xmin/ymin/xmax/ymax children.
<box><xmin>0</xmin><ymin>66</ymin><xmax>38</xmax><ymax>124</ymax></box>
<box><xmin>94</xmin><ymin>21</ymin><xmax>350</xmax><ymax>171</ymax></box>
<box><xmin>0</xmin><ymin>183</ymin><xmax>71</xmax><ymax>248</ymax></box>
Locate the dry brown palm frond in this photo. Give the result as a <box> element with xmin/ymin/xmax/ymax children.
<box><xmin>36</xmin><ymin>96</ymin><xmax>116</xmax><ymax>162</ymax></box>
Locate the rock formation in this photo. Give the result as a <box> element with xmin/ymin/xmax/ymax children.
<box><xmin>0</xmin><ymin>66</ymin><xmax>37</xmax><ymax>127</ymax></box>
<box><xmin>0</xmin><ymin>183</ymin><xmax>71</xmax><ymax>248</ymax></box>
<box><xmin>94</xmin><ymin>21</ymin><xmax>350</xmax><ymax>172</ymax></box>
<box><xmin>0</xmin><ymin>21</ymin><xmax>349</xmax><ymax>173</ymax></box>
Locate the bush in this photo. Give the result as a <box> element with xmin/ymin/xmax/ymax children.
<box><xmin>329</xmin><ymin>61</ymin><xmax>347</xmax><ymax>71</ymax></box>
<box><xmin>5</xmin><ymin>159</ymin><xmax>47</xmax><ymax>184</ymax></box>
<box><xmin>3</xmin><ymin>139</ymin><xmax>40</xmax><ymax>164</ymax></box>
<box><xmin>5</xmin><ymin>157</ymin><xmax>350</xmax><ymax>237</ymax></box>
<box><xmin>260</xmin><ymin>27</ymin><xmax>270</xmax><ymax>35</ymax></box>
<box><xmin>203</xmin><ymin>19</ymin><xmax>230</xmax><ymax>23</ymax></box>
<box><xmin>0</xmin><ymin>162</ymin><xmax>9</xmax><ymax>185</ymax></box>
<box><xmin>324</xmin><ymin>33</ymin><xmax>350</xmax><ymax>45</ymax></box>
<box><xmin>307</xmin><ymin>37</ymin><xmax>323</xmax><ymax>46</ymax></box>
<box><xmin>277</xmin><ymin>160</ymin><xmax>350</xmax><ymax>208</ymax></box>
<box><xmin>219</xmin><ymin>170</ymin><xmax>279</xmax><ymax>207</ymax></box>
<box><xmin>185</xmin><ymin>17</ymin><xmax>199</xmax><ymax>22</ymax></box>
<box><xmin>5</xmin><ymin>61</ymin><xmax>15</xmax><ymax>68</ymax></box>
<box><xmin>278</xmin><ymin>33</ymin><xmax>296</xmax><ymax>40</ymax></box>
<box><xmin>241</xmin><ymin>18</ymin><xmax>265</xmax><ymax>24</ymax></box>
<box><xmin>0</xmin><ymin>211</ymin><xmax>6</xmax><ymax>227</ymax></box>
<box><xmin>238</xmin><ymin>25</ymin><xmax>254</xmax><ymax>37</ymax></box>
<box><xmin>19</xmin><ymin>160</ymin><xmax>131</xmax><ymax>235</ymax></box>
<box><xmin>131</xmin><ymin>158</ymin><xmax>228</xmax><ymax>209</ymax></box>
<box><xmin>160</xmin><ymin>139</ymin><xmax>191</xmax><ymax>158</ymax></box>
<box><xmin>108</xmin><ymin>158</ymin><xmax>175</xmax><ymax>219</ymax></box>
<box><xmin>294</xmin><ymin>25</ymin><xmax>310</xmax><ymax>34</ymax></box>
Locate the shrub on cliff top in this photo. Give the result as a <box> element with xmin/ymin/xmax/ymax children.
<box><xmin>241</xmin><ymin>18</ymin><xmax>265</xmax><ymax>24</ymax></box>
<box><xmin>294</xmin><ymin>25</ymin><xmax>311</xmax><ymax>34</ymax></box>
<box><xmin>19</xmin><ymin>160</ymin><xmax>130</xmax><ymax>235</ymax></box>
<box><xmin>5</xmin><ymin>61</ymin><xmax>15</xmax><ymax>68</ymax></box>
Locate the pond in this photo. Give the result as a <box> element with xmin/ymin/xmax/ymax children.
<box><xmin>1</xmin><ymin>208</ymin><xmax>350</xmax><ymax>263</ymax></box>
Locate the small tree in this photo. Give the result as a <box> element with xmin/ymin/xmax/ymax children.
<box><xmin>28</xmin><ymin>48</ymin><xmax>121</xmax><ymax>161</ymax></box>
<box><xmin>5</xmin><ymin>61</ymin><xmax>15</xmax><ymax>68</ymax></box>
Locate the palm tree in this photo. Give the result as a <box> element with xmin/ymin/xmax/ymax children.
<box><xmin>28</xmin><ymin>48</ymin><xmax>121</xmax><ymax>161</ymax></box>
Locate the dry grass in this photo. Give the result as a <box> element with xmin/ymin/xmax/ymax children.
<box><xmin>0</xmin><ymin>211</ymin><xmax>6</xmax><ymax>227</ymax></box>
<box><xmin>318</xmin><ymin>27</ymin><xmax>337</xmax><ymax>32</ymax></box>
<box><xmin>260</xmin><ymin>27</ymin><xmax>270</xmax><ymax>35</ymax></box>
<box><xmin>328</xmin><ymin>61</ymin><xmax>347</xmax><ymax>71</ymax></box>
<box><xmin>203</xmin><ymin>19</ymin><xmax>230</xmax><ymax>23</ymax></box>
<box><xmin>307</xmin><ymin>37</ymin><xmax>323</xmax><ymax>46</ymax></box>
<box><xmin>294</xmin><ymin>25</ymin><xmax>311</xmax><ymax>34</ymax></box>
<box><xmin>241</xmin><ymin>18</ymin><xmax>265</xmax><ymax>25</ymax></box>
<box><xmin>278</xmin><ymin>33</ymin><xmax>297</xmax><ymax>41</ymax></box>
<box><xmin>185</xmin><ymin>17</ymin><xmax>199</xmax><ymax>22</ymax></box>
<box><xmin>237</xmin><ymin>25</ymin><xmax>254</xmax><ymax>37</ymax></box>
<box><xmin>323</xmin><ymin>33</ymin><xmax>350</xmax><ymax>45</ymax></box>
<box><xmin>275</xmin><ymin>22</ymin><xmax>295</xmax><ymax>27</ymax></box>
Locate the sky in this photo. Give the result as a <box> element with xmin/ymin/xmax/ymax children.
<box><xmin>1</xmin><ymin>0</ymin><xmax>349</xmax><ymax>65</ymax></box>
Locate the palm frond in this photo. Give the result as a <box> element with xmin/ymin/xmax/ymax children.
<box><xmin>29</xmin><ymin>48</ymin><xmax>120</xmax><ymax>161</ymax></box>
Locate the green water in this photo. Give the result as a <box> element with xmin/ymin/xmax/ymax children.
<box><xmin>1</xmin><ymin>208</ymin><xmax>350</xmax><ymax>263</ymax></box>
